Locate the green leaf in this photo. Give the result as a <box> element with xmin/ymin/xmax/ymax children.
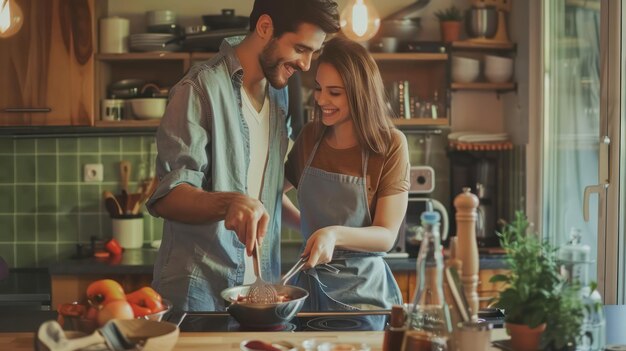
<box><xmin>489</xmin><ymin>274</ymin><xmax>510</xmax><ymax>283</ymax></box>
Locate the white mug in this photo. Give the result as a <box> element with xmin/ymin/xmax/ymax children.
<box><xmin>112</xmin><ymin>215</ymin><xmax>144</xmax><ymax>249</ymax></box>
<box><xmin>101</xmin><ymin>99</ymin><xmax>125</xmax><ymax>121</ymax></box>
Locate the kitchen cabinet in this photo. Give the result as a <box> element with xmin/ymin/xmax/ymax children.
<box><xmin>0</xmin><ymin>0</ymin><xmax>95</xmax><ymax>126</ymax></box>
<box><xmin>477</xmin><ymin>268</ymin><xmax>509</xmax><ymax>309</ymax></box>
<box><xmin>393</xmin><ymin>267</ymin><xmax>509</xmax><ymax>308</ymax></box>
<box><xmin>94</xmin><ymin>52</ymin><xmax>191</xmax><ymax>127</ymax></box>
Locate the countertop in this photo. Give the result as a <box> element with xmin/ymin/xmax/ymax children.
<box><xmin>0</xmin><ymin>330</ymin><xmax>510</xmax><ymax>351</ymax></box>
<box><xmin>48</xmin><ymin>243</ymin><xmax>508</xmax><ymax>275</ymax></box>
<box><xmin>3</xmin><ymin>306</ymin><xmax>626</xmax><ymax>348</ymax></box>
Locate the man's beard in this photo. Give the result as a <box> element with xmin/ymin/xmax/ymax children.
<box><xmin>259</xmin><ymin>39</ymin><xmax>291</xmax><ymax>89</ymax></box>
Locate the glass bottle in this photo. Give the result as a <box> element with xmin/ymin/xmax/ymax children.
<box><xmin>403</xmin><ymin>211</ymin><xmax>452</xmax><ymax>351</ymax></box>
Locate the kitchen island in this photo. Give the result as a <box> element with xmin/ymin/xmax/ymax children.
<box><xmin>0</xmin><ymin>330</ymin><xmax>509</xmax><ymax>350</ymax></box>
<box><xmin>3</xmin><ymin>306</ymin><xmax>626</xmax><ymax>349</ymax></box>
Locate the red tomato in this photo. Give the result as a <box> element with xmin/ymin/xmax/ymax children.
<box><xmin>97</xmin><ymin>300</ymin><xmax>134</xmax><ymax>326</ymax></box>
<box><xmin>86</xmin><ymin>279</ymin><xmax>126</xmax><ymax>306</ymax></box>
<box><xmin>85</xmin><ymin>306</ymin><xmax>98</xmax><ymax>320</ymax></box>
<box><xmin>58</xmin><ymin>303</ymin><xmax>87</xmax><ymax>317</ymax></box>
<box><xmin>129</xmin><ymin>303</ymin><xmax>152</xmax><ymax>318</ymax></box>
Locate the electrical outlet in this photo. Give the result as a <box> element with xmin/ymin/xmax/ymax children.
<box><xmin>409</xmin><ymin>166</ymin><xmax>435</xmax><ymax>194</ymax></box>
<box><xmin>84</xmin><ymin>164</ymin><xmax>103</xmax><ymax>182</ymax></box>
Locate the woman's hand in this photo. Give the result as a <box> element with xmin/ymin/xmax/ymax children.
<box><xmin>302</xmin><ymin>226</ymin><xmax>338</xmax><ymax>269</ymax></box>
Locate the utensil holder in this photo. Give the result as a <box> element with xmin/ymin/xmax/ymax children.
<box><xmin>112</xmin><ymin>214</ymin><xmax>144</xmax><ymax>249</ymax></box>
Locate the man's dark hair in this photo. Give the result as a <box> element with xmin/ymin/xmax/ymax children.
<box><xmin>249</xmin><ymin>0</ymin><xmax>340</xmax><ymax>37</ymax></box>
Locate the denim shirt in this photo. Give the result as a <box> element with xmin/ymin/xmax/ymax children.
<box><xmin>146</xmin><ymin>37</ymin><xmax>290</xmax><ymax>311</ymax></box>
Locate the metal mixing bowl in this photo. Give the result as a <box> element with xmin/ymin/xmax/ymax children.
<box><xmin>221</xmin><ymin>284</ymin><xmax>308</xmax><ymax>329</ymax></box>
<box><xmin>465</xmin><ymin>6</ymin><xmax>498</xmax><ymax>39</ymax></box>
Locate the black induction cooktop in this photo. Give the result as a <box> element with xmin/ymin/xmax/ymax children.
<box><xmin>164</xmin><ymin>311</ymin><xmax>391</xmax><ymax>332</ymax></box>
<box><xmin>163</xmin><ymin>309</ymin><xmax>506</xmax><ymax>332</ymax></box>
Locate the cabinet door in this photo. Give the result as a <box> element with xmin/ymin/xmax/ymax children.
<box><xmin>0</xmin><ymin>0</ymin><xmax>94</xmax><ymax>126</ymax></box>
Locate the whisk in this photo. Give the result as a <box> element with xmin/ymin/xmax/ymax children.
<box><xmin>246</xmin><ymin>240</ymin><xmax>278</xmax><ymax>304</ymax></box>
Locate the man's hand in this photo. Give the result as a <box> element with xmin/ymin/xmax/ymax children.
<box><xmin>224</xmin><ymin>194</ymin><xmax>269</xmax><ymax>256</ymax></box>
<box><xmin>301</xmin><ymin>226</ymin><xmax>337</xmax><ymax>269</ymax></box>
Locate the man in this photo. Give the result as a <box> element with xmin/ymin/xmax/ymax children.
<box><xmin>146</xmin><ymin>0</ymin><xmax>340</xmax><ymax>311</ymax></box>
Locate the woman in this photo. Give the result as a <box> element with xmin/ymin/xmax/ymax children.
<box><xmin>283</xmin><ymin>36</ymin><xmax>410</xmax><ymax>312</ymax></box>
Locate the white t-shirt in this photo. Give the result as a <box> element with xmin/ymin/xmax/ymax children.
<box><xmin>240</xmin><ymin>86</ymin><xmax>270</xmax><ymax>284</ymax></box>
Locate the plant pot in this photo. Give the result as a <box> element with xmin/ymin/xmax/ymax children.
<box><xmin>505</xmin><ymin>322</ymin><xmax>547</xmax><ymax>351</ymax></box>
<box><xmin>440</xmin><ymin>21</ymin><xmax>461</xmax><ymax>42</ymax></box>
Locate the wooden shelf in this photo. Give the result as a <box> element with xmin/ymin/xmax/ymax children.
<box><xmin>94</xmin><ymin>119</ymin><xmax>161</xmax><ymax>128</ymax></box>
<box><xmin>393</xmin><ymin>118</ymin><xmax>449</xmax><ymax>127</ymax></box>
<box><xmin>451</xmin><ymin>40</ymin><xmax>516</xmax><ymax>51</ymax></box>
<box><xmin>451</xmin><ymin>82</ymin><xmax>516</xmax><ymax>92</ymax></box>
<box><xmin>371</xmin><ymin>53</ymin><xmax>448</xmax><ymax>61</ymax></box>
<box><xmin>96</xmin><ymin>52</ymin><xmax>190</xmax><ymax>61</ymax></box>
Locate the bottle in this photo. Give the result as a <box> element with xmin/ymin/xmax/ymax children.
<box><xmin>383</xmin><ymin>305</ymin><xmax>407</xmax><ymax>351</ymax></box>
<box><xmin>579</xmin><ymin>285</ymin><xmax>605</xmax><ymax>351</ymax></box>
<box><xmin>558</xmin><ymin>228</ymin><xmax>591</xmax><ymax>285</ymax></box>
<box><xmin>403</xmin><ymin>210</ymin><xmax>452</xmax><ymax>351</ymax></box>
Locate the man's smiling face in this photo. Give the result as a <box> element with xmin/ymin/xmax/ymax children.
<box><xmin>259</xmin><ymin>22</ymin><xmax>327</xmax><ymax>89</ymax></box>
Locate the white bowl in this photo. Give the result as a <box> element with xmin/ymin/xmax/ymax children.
<box><xmin>484</xmin><ymin>55</ymin><xmax>513</xmax><ymax>83</ymax></box>
<box><xmin>129</xmin><ymin>98</ymin><xmax>167</xmax><ymax>119</ymax></box>
<box><xmin>452</xmin><ymin>56</ymin><xmax>480</xmax><ymax>83</ymax></box>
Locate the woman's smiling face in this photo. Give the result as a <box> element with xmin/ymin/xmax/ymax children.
<box><xmin>314</xmin><ymin>62</ymin><xmax>350</xmax><ymax>127</ymax></box>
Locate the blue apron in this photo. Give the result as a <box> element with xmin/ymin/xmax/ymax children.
<box><xmin>290</xmin><ymin>130</ymin><xmax>402</xmax><ymax>314</ymax></box>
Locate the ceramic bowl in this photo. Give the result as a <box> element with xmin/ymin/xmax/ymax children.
<box><xmin>129</xmin><ymin>98</ymin><xmax>167</xmax><ymax>119</ymax></box>
<box><xmin>484</xmin><ymin>54</ymin><xmax>514</xmax><ymax>83</ymax></box>
<box><xmin>452</xmin><ymin>56</ymin><xmax>480</xmax><ymax>83</ymax></box>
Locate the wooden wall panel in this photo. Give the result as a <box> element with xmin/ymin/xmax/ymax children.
<box><xmin>0</xmin><ymin>0</ymin><xmax>94</xmax><ymax>126</ymax></box>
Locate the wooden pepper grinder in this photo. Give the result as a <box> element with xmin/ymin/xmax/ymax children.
<box><xmin>454</xmin><ymin>187</ymin><xmax>480</xmax><ymax>320</ymax></box>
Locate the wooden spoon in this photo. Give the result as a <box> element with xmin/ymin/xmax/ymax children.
<box><xmin>103</xmin><ymin>191</ymin><xmax>123</xmax><ymax>217</ymax></box>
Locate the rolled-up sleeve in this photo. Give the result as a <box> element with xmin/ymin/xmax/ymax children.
<box><xmin>146</xmin><ymin>81</ymin><xmax>211</xmax><ymax>217</ymax></box>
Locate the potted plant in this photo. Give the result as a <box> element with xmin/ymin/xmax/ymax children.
<box><xmin>489</xmin><ymin>211</ymin><xmax>563</xmax><ymax>351</ymax></box>
<box><xmin>542</xmin><ymin>283</ymin><xmax>585</xmax><ymax>351</ymax></box>
<box><xmin>434</xmin><ymin>5</ymin><xmax>462</xmax><ymax>42</ymax></box>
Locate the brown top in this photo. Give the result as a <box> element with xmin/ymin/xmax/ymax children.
<box><xmin>285</xmin><ymin>122</ymin><xmax>410</xmax><ymax>217</ymax></box>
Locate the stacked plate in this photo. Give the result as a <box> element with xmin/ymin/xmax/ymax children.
<box><xmin>129</xmin><ymin>33</ymin><xmax>180</xmax><ymax>52</ymax></box>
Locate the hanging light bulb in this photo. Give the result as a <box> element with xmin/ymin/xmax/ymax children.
<box><xmin>340</xmin><ymin>0</ymin><xmax>380</xmax><ymax>42</ymax></box>
<box><xmin>0</xmin><ymin>0</ymin><xmax>24</xmax><ymax>39</ymax></box>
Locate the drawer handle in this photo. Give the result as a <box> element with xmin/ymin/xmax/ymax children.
<box><xmin>4</xmin><ymin>108</ymin><xmax>51</xmax><ymax>113</ymax></box>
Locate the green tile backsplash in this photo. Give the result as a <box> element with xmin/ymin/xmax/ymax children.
<box><xmin>0</xmin><ymin>131</ymin><xmax>464</xmax><ymax>268</ymax></box>
<box><xmin>0</xmin><ymin>136</ymin><xmax>163</xmax><ymax>268</ymax></box>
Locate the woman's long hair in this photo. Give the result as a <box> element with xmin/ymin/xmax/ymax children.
<box><xmin>313</xmin><ymin>36</ymin><xmax>394</xmax><ymax>154</ymax></box>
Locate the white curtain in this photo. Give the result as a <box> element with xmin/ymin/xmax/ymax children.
<box><xmin>543</xmin><ymin>2</ymin><xmax>600</xmax><ymax>281</ymax></box>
